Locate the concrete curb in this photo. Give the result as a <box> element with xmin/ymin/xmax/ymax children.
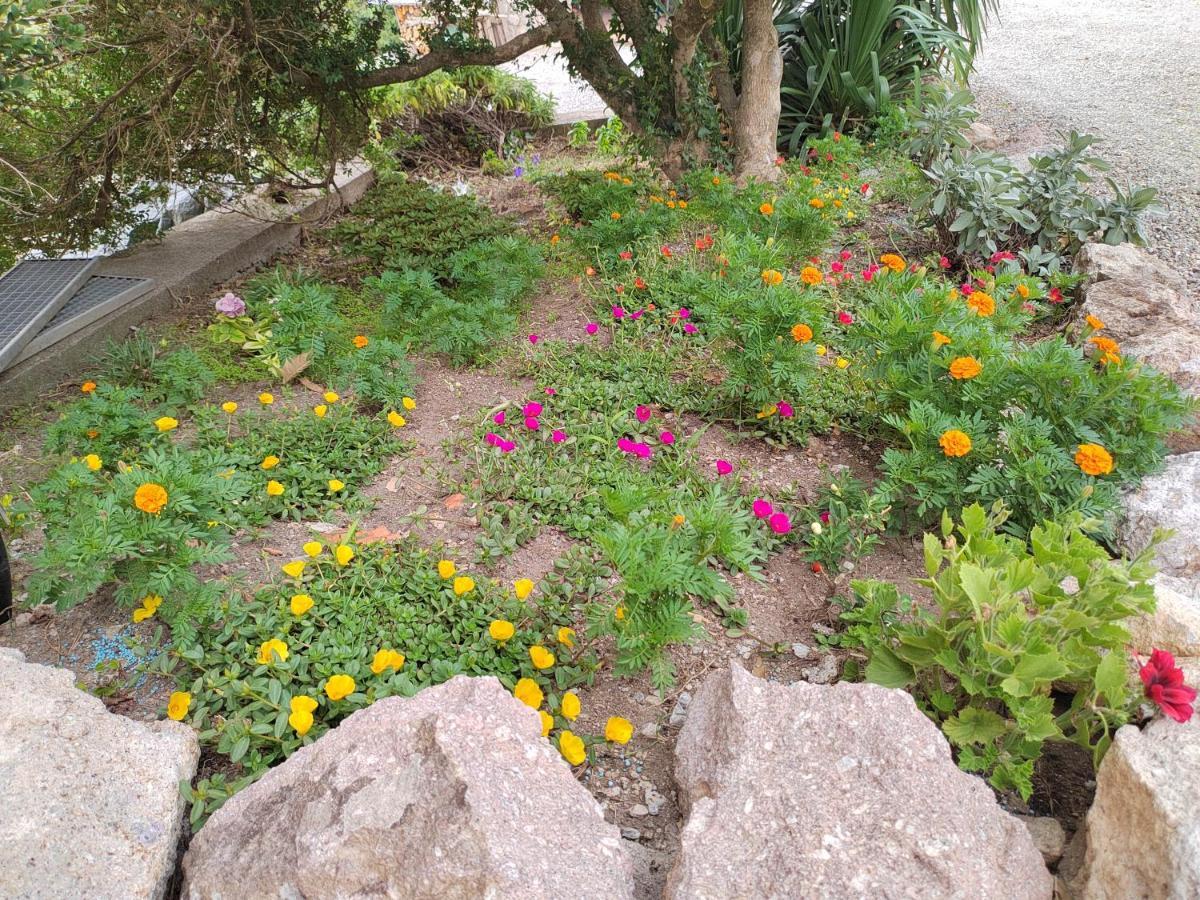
<box><xmin>0</xmin><ymin>161</ymin><xmax>375</xmax><ymax>412</ymax></box>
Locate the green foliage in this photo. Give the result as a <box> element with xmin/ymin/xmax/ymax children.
<box><xmin>44</xmin><ymin>385</ymin><xmax>163</xmax><ymax>462</ymax></box>
<box><xmin>594</xmin><ymin>116</ymin><xmax>629</xmax><ymax>155</ymax></box>
<box><xmin>0</xmin><ymin>1</ymin><xmax>84</xmax><ymax>100</ymax></box>
<box><xmin>846</xmin><ymin>502</ymin><xmax>1157</xmax><ymax>798</ymax></box>
<box><xmin>801</xmin><ymin>472</ymin><xmax>889</xmax><ymax>574</ymax></box>
<box><xmin>567</xmin><ymin>121</ymin><xmax>591</xmax><ymax>149</ymax></box>
<box><xmin>373</xmin><ymin>66</ymin><xmax>554</xmax><ymax>126</ymax></box>
<box><xmin>535</xmin><ymin>169</ymin><xmax>678</xmax><ymax>256</ymax></box>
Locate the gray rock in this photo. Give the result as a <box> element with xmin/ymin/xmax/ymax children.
<box><xmin>668</xmin><ymin>664</ymin><xmax>1052</xmax><ymax>899</ymax></box>
<box><xmin>182</xmin><ymin>675</ymin><xmax>634</xmax><ymax>899</ymax></box>
<box><xmin>1126</xmin><ymin>575</ymin><xmax>1200</xmax><ymax>657</ymax></box>
<box><xmin>1015</xmin><ymin>815</ymin><xmax>1067</xmax><ymax>866</ymax></box>
<box><xmin>1119</xmin><ymin>452</ymin><xmax>1200</xmax><ymax>592</ymax></box>
<box><xmin>0</xmin><ymin>649</ymin><xmax>198</xmax><ymax>900</ymax></box>
<box><xmin>1080</xmin><ymin>706</ymin><xmax>1200</xmax><ymax>899</ymax></box>
<box><xmin>791</xmin><ymin>642</ymin><xmax>812</xmax><ymax>660</ymax></box>
<box><xmin>628</xmin><ymin>804</ymin><xmax>650</xmax><ymax>818</ymax></box>
<box><xmin>668</xmin><ymin>690</ymin><xmax>691</xmax><ymax>728</ymax></box>
<box><xmin>621</xmin><ymin>826</ymin><xmax>642</xmax><ymax>841</ymax></box>
<box><xmin>639</xmin><ymin>722</ymin><xmax>659</xmax><ymax>739</ymax></box>
<box><xmin>644</xmin><ymin>786</ymin><xmax>666</xmax><ymax>816</ymax></box>
<box><xmin>964</xmin><ymin>121</ymin><xmax>1003</xmax><ymax>150</ymax></box>
<box><xmin>802</xmin><ymin>653</ymin><xmax>839</xmax><ymax>684</ymax></box>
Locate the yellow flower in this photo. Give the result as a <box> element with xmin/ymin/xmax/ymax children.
<box><xmin>402</xmin><ymin>396</ymin><xmax>417</xmax><ymax>411</ymax></box>
<box><xmin>1075</xmin><ymin>443</ymin><xmax>1114</xmax><ymax>477</ymax></box>
<box><xmin>257</xmin><ymin>638</ymin><xmax>289</xmax><ymax>665</ymax></box>
<box><xmin>453</xmin><ymin>575</ymin><xmax>475</xmax><ymax>596</ymax></box>
<box><xmin>292</xmin><ymin>695</ymin><xmax>318</xmax><ymax>715</ymax></box>
<box><xmin>134</xmin><ymin>483</ymin><xmax>169</xmax><ymax>515</ymax></box>
<box><xmin>323</xmin><ymin>391</ymin><xmax>339</xmax><ymax>404</ymax></box>
<box><xmin>948</xmin><ymin>356</ymin><xmax>982</xmax><ymax>380</ymax></box>
<box><xmin>712</xmin><ymin>176</ymin><xmax>721</xmax><ymax>186</ymax></box>
<box><xmin>84</xmin><ymin>454</ymin><xmax>102</xmax><ymax>471</ymax></box>
<box><xmin>540</xmin><ymin>710</ymin><xmax>554</xmax><ymax>737</ymax></box>
<box><xmin>438</xmin><ymin>559</ymin><xmax>457</xmax><ymax>579</ymax></box>
<box><xmin>879</xmin><ymin>253</ymin><xmax>905</xmax><ymax>273</ymax></box>
<box><xmin>1086</xmin><ymin>314</ymin><xmax>1106</xmax><ymax>331</ymax></box>
<box><xmin>154</xmin><ymin>416</ymin><xmax>178</xmax><ymax>432</ymax></box>
<box><xmin>266</xmin><ymin>480</ymin><xmax>285</xmax><ymax>497</ymax></box>
<box><xmin>324</xmin><ymin>674</ymin><xmax>355</xmax><ymax>701</ymax></box>
<box><xmin>353</xmin><ymin>335</ymin><xmax>369</xmax><ymax>349</ymax></box>
<box><xmin>328</xmin><ymin>479</ymin><xmax>345</xmax><ymax>492</ymax></box>
<box><xmin>81</xmin><ymin>380</ymin><xmax>96</xmax><ymax>393</ymax></box>
<box><xmin>756</xmin><ymin>404</ymin><xmax>778</xmax><ymax>420</ymax></box>
<box><xmin>221</xmin><ymin>401</ymin><xmax>238</xmax><ymax>414</ymax></box>
<box><xmin>387</xmin><ymin>411</ymin><xmax>407</xmax><ymax>428</ymax></box>
<box><xmin>132</xmin><ymin>606</ymin><xmax>154</xmax><ymax>623</ymax></box>
<box><xmin>166</xmin><ymin>691</ymin><xmax>191</xmax><ymax>721</ymax></box>
<box><xmin>759</xmin><ymin>202</ymin><xmax>774</xmax><ymax>216</ymax></box>
<box><xmin>615</xmin><ymin>605</ymin><xmax>626</xmax><ymax>621</ymax></box>
<box><xmin>258</xmin><ymin>392</ymin><xmax>275</xmax><ymax>405</ymax></box>
<box><xmin>761</xmin><ymin>269</ymin><xmax>784</xmax><ymax>286</ymax></box>
<box><xmin>303</xmin><ymin>540</ymin><xmax>323</xmax><ymax>558</ymax></box>
<box><xmin>282</xmin><ymin>560</ymin><xmax>306</xmax><ymax>578</ymax></box>
<box><xmin>799</xmin><ymin>266</ymin><xmax>823</xmax><ymax>286</ymax></box>
<box><xmin>605</xmin><ymin>716</ymin><xmax>634</xmax><ymax>744</ymax></box>
<box><xmin>559</xmin><ymin>730</ymin><xmax>586</xmax><ymax>765</ymax></box>
<box><xmin>835</xmin><ymin>357</ymin><xmax>850</xmax><ymax>369</ymax></box>
<box><xmin>932</xmin><ymin>331</ymin><xmax>951</xmax><ymax>347</ymax></box>
<box><xmin>334</xmin><ymin>544</ymin><xmax>355</xmax><ymax>566</ymax></box>
<box><xmin>514</xmin><ymin>677</ymin><xmax>544</xmax><ymax>709</ymax></box>
<box><xmin>561</xmin><ymin>691</ymin><xmax>581</xmax><ymax>721</ymax></box>
<box><xmin>938</xmin><ymin>429</ymin><xmax>972</xmax><ymax>458</ymax></box>
<box><xmin>371</xmin><ymin>649</ymin><xmax>405</xmax><ymax>674</ymax></box>
<box><xmin>261</xmin><ymin>455</ymin><xmax>280</xmax><ymax>470</ymax></box>
<box><xmin>143</xmin><ymin>595</ymin><xmax>164</xmax><ymax>613</ymax></box>
<box><xmin>557</xmin><ymin>627</ymin><xmax>576</xmax><ymax>648</ymax></box>
<box><xmin>489</xmin><ymin>620</ymin><xmax>516</xmax><ymax>642</ymax></box>
<box><xmin>671</xmin><ymin>514</ymin><xmax>686</xmax><ymax>527</ymax></box>
<box><xmin>288</xmin><ymin>695</ymin><xmax>318</xmax><ymax>735</ymax></box>
<box><xmin>290</xmin><ymin>593</ymin><xmax>314</xmax><ymax>616</ymax></box>
<box><xmin>313</xmin><ymin>404</ymin><xmax>328</xmax><ymax>418</ymax></box>
<box><xmin>529</xmin><ymin>646</ymin><xmax>555</xmax><ymax>669</ymax></box>
<box><xmin>815</xmin><ymin>344</ymin><xmax>827</xmax><ymax>357</ymax></box>
<box><xmin>513</xmin><ymin>578</ymin><xmax>534</xmax><ymax>600</ymax></box>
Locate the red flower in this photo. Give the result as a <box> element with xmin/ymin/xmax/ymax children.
<box><xmin>661</xmin><ymin>245</ymin><xmax>672</xmax><ymax>258</ymax></box>
<box><xmin>810</xmin><ymin>562</ymin><xmax>823</xmax><ymax>574</ymax></box>
<box><xmin>939</xmin><ymin>255</ymin><xmax>951</xmax><ymax>269</ymax></box>
<box><xmin>859</xmin><ymin>183</ymin><xmax>870</xmax><ymax>195</ymax></box>
<box><xmin>1049</xmin><ymin>287</ymin><xmax>1064</xmax><ymax>304</ymax></box>
<box><xmin>634</xmin><ymin>277</ymin><xmax>647</xmax><ymax>290</ymax></box>
<box><xmin>619</xmin><ymin>250</ymin><xmax>632</xmax><ymax>261</ymax></box>
<box><xmin>1140</xmin><ymin>649</ymin><xmax>1196</xmax><ymax>723</ymax></box>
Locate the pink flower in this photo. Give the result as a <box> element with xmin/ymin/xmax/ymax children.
<box><xmin>830</xmin><ymin>262</ymin><xmax>844</xmax><ymax>274</ymax></box>
<box><xmin>1140</xmin><ymin>649</ymin><xmax>1196</xmax><ymax>723</ymax></box>
<box><xmin>635</xmin><ymin>405</ymin><xmax>651</xmax><ymax>423</ymax></box>
<box><xmin>862</xmin><ymin>269</ymin><xmax>875</xmax><ymax>282</ymax></box>
<box><xmin>485</xmin><ymin>432</ymin><xmax>500</xmax><ymax>446</ymax></box>
<box><xmin>1049</xmin><ymin>288</ymin><xmax>1064</xmax><ymax>304</ymax></box>
<box><xmin>1022</xmin><ymin>302</ymin><xmax>1036</xmax><ymax>314</ymax></box>
<box><xmin>840</xmin><ymin>250</ymin><xmax>852</xmax><ymax>261</ymax></box>
<box><xmin>819</xmin><ymin>510</ymin><xmax>830</xmax><ymax>523</ymax></box>
<box><xmin>525</xmin><ymin>416</ymin><xmax>540</xmax><ymax>431</ymax></box>
<box><xmin>678</xmin><ymin>307</ymin><xmax>691</xmax><ymax>319</ymax></box>
<box><xmin>500</xmin><ymin>439</ymin><xmax>516</xmax><ymax>453</ymax></box>
<box><xmin>617</xmin><ymin>438</ymin><xmax>634</xmax><ymax>453</ymax></box>
<box><xmin>215</xmin><ymin>292</ymin><xmax>246</xmax><ymax>317</ymax></box>
<box><xmin>528</xmin><ymin>334</ymin><xmax>539</xmax><ymax>344</ymax></box>
<box><xmin>612</xmin><ymin>306</ymin><xmax>626</xmax><ymax>319</ymax></box>
<box><xmin>552</xmin><ymin>429</ymin><xmax>567</xmax><ymax>443</ymax></box>
<box><xmin>837</xmin><ymin>311</ymin><xmax>854</xmax><ymax>325</ymax></box>
<box><xmin>630</xmin><ymin>309</ymin><xmax>644</xmax><ymax>320</ymax></box>
<box><xmin>545</xmin><ymin>387</ymin><xmax>556</xmax><ymax>395</ymax></box>
<box><xmin>523</xmin><ymin>402</ymin><xmax>542</xmax><ymax>418</ymax></box>
<box><xmin>715</xmin><ymin>460</ymin><xmax>732</xmax><ymax>476</ymax></box>
<box><xmin>960</xmin><ymin>283</ymin><xmax>974</xmax><ymax>295</ymax></box>
<box><xmin>633</xmin><ymin>442</ymin><xmax>652</xmax><ymax>459</ymax></box>
<box><xmin>683</xmin><ymin>323</ymin><xmax>698</xmax><ymax>334</ymax></box>
<box><xmin>752</xmin><ymin>499</ymin><xmax>773</xmax><ymax>519</ymax></box>
<box><xmin>939</xmin><ymin>255</ymin><xmax>951</xmax><ymax>269</ymax></box>
<box><xmin>660</xmin><ymin>430</ymin><xmax>675</xmax><ymax>445</ymax></box>
<box><xmin>778</xmin><ymin>402</ymin><xmax>793</xmax><ymax>418</ymax></box>
<box><xmin>768</xmin><ymin>512</ymin><xmax>791</xmax><ymax>534</ymax></box>
<box><xmin>586</xmin><ymin>322</ymin><xmax>599</xmax><ymax>334</ymax></box>
<box><xmin>493</xmin><ymin>411</ymin><xmax>506</xmax><ymax>425</ymax></box>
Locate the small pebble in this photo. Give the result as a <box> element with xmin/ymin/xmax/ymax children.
<box><xmin>628</xmin><ymin>804</ymin><xmax>649</xmax><ymax>818</ymax></box>
<box><xmin>621</xmin><ymin>827</ymin><xmax>642</xmax><ymax>841</ymax></box>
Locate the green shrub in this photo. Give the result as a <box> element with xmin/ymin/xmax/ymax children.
<box><xmin>845</xmin><ymin>502</ymin><xmax>1157</xmax><ymax>799</ymax></box>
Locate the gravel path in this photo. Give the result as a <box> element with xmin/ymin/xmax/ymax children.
<box><xmin>969</xmin><ymin>0</ymin><xmax>1200</xmax><ymax>294</ymax></box>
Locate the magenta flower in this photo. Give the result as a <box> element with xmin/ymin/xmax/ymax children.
<box><xmin>660</xmin><ymin>430</ymin><xmax>675</xmax><ymax>445</ymax></box>
<box><xmin>613</xmin><ymin>306</ymin><xmax>626</xmax><ymax>319</ymax></box>
<box><xmin>752</xmin><ymin>499</ymin><xmax>773</xmax><ymax>519</ymax></box>
<box><xmin>529</xmin><ymin>334</ymin><xmax>539</xmax><ymax>345</ymax></box>
<box><xmin>768</xmin><ymin>512</ymin><xmax>792</xmax><ymax>535</ymax></box>
<box><xmin>552</xmin><ymin>429</ymin><xmax>567</xmax><ymax>443</ymax></box>
<box><xmin>683</xmin><ymin>323</ymin><xmax>698</xmax><ymax>334</ymax></box>
<box><xmin>500</xmin><ymin>439</ymin><xmax>516</xmax><ymax>453</ymax></box>
<box><xmin>633</xmin><ymin>442</ymin><xmax>652</xmax><ymax>459</ymax></box>
<box><xmin>679</xmin><ymin>307</ymin><xmax>691</xmax><ymax>319</ymax></box>
<box><xmin>525</xmin><ymin>416</ymin><xmax>540</xmax><ymax>431</ymax></box>
<box><xmin>635</xmin><ymin>405</ymin><xmax>651</xmax><ymax>423</ymax></box>
<box><xmin>778</xmin><ymin>402</ymin><xmax>794</xmax><ymax>418</ymax></box>
<box><xmin>493</xmin><ymin>411</ymin><xmax>505</xmax><ymax>425</ymax></box>
<box><xmin>631</xmin><ymin>309</ymin><xmax>644</xmax><ymax>320</ymax></box>
<box><xmin>837</xmin><ymin>311</ymin><xmax>854</xmax><ymax>325</ymax></box>
<box><xmin>586</xmin><ymin>322</ymin><xmax>599</xmax><ymax>335</ymax></box>
<box><xmin>545</xmin><ymin>387</ymin><xmax>556</xmax><ymax>396</ymax></box>
<box><xmin>715</xmin><ymin>460</ymin><xmax>732</xmax><ymax>476</ymax></box>
<box><xmin>819</xmin><ymin>510</ymin><xmax>830</xmax><ymax>523</ymax></box>
<box><xmin>840</xmin><ymin>250</ymin><xmax>852</xmax><ymax>261</ymax></box>
<box><xmin>214</xmin><ymin>292</ymin><xmax>246</xmax><ymax>317</ymax></box>
<box><xmin>831</xmin><ymin>262</ymin><xmax>844</xmax><ymax>274</ymax></box>
<box><xmin>617</xmin><ymin>438</ymin><xmax>634</xmax><ymax>453</ymax></box>
<box><xmin>485</xmin><ymin>432</ymin><xmax>500</xmax><ymax>446</ymax></box>
<box><xmin>522</xmin><ymin>402</ymin><xmax>542</xmax><ymax>418</ymax></box>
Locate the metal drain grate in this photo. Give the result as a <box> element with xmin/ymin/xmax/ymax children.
<box><xmin>15</xmin><ymin>275</ymin><xmax>154</xmax><ymax>364</ymax></box>
<box><xmin>0</xmin><ymin>258</ymin><xmax>98</xmax><ymax>371</ymax></box>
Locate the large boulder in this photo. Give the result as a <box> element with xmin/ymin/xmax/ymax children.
<box><xmin>1119</xmin><ymin>452</ymin><xmax>1200</xmax><ymax>590</ymax></box>
<box><xmin>1080</xmin><ymin>707</ymin><xmax>1200</xmax><ymax>898</ymax></box>
<box><xmin>182</xmin><ymin>675</ymin><xmax>634</xmax><ymax>899</ymax></box>
<box><xmin>1073</xmin><ymin>243</ymin><xmax>1200</xmax><ymax>395</ymax></box>
<box><xmin>667</xmin><ymin>664</ymin><xmax>1051</xmax><ymax>899</ymax></box>
<box><xmin>0</xmin><ymin>647</ymin><xmax>199</xmax><ymax>900</ymax></box>
<box><xmin>1127</xmin><ymin>576</ymin><xmax>1200</xmax><ymax>657</ymax></box>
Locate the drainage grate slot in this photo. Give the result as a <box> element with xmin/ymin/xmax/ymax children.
<box><xmin>0</xmin><ymin>258</ymin><xmax>98</xmax><ymax>371</ymax></box>
<box><xmin>16</xmin><ymin>275</ymin><xmax>155</xmax><ymax>364</ymax></box>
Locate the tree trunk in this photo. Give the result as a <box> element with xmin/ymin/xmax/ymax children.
<box><xmin>732</xmin><ymin>0</ymin><xmax>782</xmax><ymax>183</ymax></box>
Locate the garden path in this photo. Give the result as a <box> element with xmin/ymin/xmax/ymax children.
<box><xmin>970</xmin><ymin>0</ymin><xmax>1200</xmax><ymax>294</ymax></box>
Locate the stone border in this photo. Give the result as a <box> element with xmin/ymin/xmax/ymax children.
<box><xmin>0</xmin><ymin>161</ymin><xmax>375</xmax><ymax>413</ymax></box>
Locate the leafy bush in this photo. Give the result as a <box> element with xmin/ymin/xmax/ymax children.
<box><xmin>846</xmin><ymin>502</ymin><xmax>1157</xmax><ymax>798</ymax></box>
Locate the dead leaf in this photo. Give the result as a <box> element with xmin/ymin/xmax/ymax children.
<box><xmin>385</xmin><ymin>477</ymin><xmax>398</xmax><ymax>493</ymax></box>
<box><xmin>299</xmin><ymin>375</ymin><xmax>324</xmax><ymax>393</ymax></box>
<box><xmin>750</xmin><ymin>656</ymin><xmax>767</xmax><ymax>679</ymax></box>
<box><xmin>443</xmin><ymin>493</ymin><xmax>466</xmax><ymax>510</ymax></box>
<box><xmin>279</xmin><ymin>352</ymin><xmax>312</xmax><ymax>384</ymax></box>
<box><xmin>263</xmin><ymin>547</ymin><xmax>283</xmax><ymax>557</ymax></box>
<box><xmin>358</xmin><ymin>525</ymin><xmax>400</xmax><ymax>544</ymax></box>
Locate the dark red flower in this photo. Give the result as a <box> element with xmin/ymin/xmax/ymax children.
<box><xmin>619</xmin><ymin>250</ymin><xmax>632</xmax><ymax>261</ymax></box>
<box><xmin>939</xmin><ymin>255</ymin><xmax>951</xmax><ymax>269</ymax></box>
<box><xmin>1049</xmin><ymin>287</ymin><xmax>1064</xmax><ymax>304</ymax></box>
<box><xmin>1140</xmin><ymin>649</ymin><xmax>1196</xmax><ymax>723</ymax></box>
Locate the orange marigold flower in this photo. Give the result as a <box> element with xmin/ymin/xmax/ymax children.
<box><xmin>610</xmin><ymin>211</ymin><xmax>621</xmax><ymax>220</ymax></box>
<box><xmin>353</xmin><ymin>335</ymin><xmax>369</xmax><ymax>349</ymax></box>
<box><xmin>938</xmin><ymin>429</ymin><xmax>972</xmax><ymax>457</ymax></box>
<box><xmin>800</xmin><ymin>266</ymin><xmax>823</xmax><ymax>286</ymax></box>
<box><xmin>949</xmin><ymin>356</ymin><xmax>982</xmax><ymax>380</ymax></box>
<box><xmin>966</xmin><ymin>291</ymin><xmax>996</xmax><ymax>317</ymax></box>
<box><xmin>1086</xmin><ymin>314</ymin><xmax>1106</xmax><ymax>331</ymax></box>
<box><xmin>879</xmin><ymin>253</ymin><xmax>905</xmax><ymax>273</ymax></box>
<box><xmin>791</xmin><ymin>323</ymin><xmax>813</xmax><ymax>343</ymax></box>
<box><xmin>761</xmin><ymin>269</ymin><xmax>784</xmax><ymax>286</ymax></box>
<box><xmin>809</xmin><ymin>198</ymin><xmax>825</xmax><ymax>209</ymax></box>
<box><xmin>1075</xmin><ymin>443</ymin><xmax>1114</xmax><ymax>477</ymax></box>
<box><xmin>932</xmin><ymin>331</ymin><xmax>951</xmax><ymax>347</ymax></box>
<box><xmin>133</xmin><ymin>483</ymin><xmax>169</xmax><ymax>515</ymax></box>
<box><xmin>759</xmin><ymin>202</ymin><xmax>774</xmax><ymax>216</ymax></box>
<box><xmin>81</xmin><ymin>381</ymin><xmax>97</xmax><ymax>394</ymax></box>
<box><xmin>1016</xmin><ymin>283</ymin><xmax>1030</xmax><ymax>299</ymax></box>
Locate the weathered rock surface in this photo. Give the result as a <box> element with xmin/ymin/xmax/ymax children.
<box><xmin>1080</xmin><ymin>708</ymin><xmax>1200</xmax><ymax>899</ymax></box>
<box><xmin>182</xmin><ymin>675</ymin><xmax>634</xmax><ymax>899</ymax></box>
<box><xmin>963</xmin><ymin>121</ymin><xmax>1003</xmax><ymax>150</ymax></box>
<box><xmin>0</xmin><ymin>648</ymin><xmax>199</xmax><ymax>900</ymax></box>
<box><xmin>667</xmin><ymin>664</ymin><xmax>1051</xmax><ymax>899</ymax></box>
<box><xmin>1127</xmin><ymin>575</ymin><xmax>1200</xmax><ymax>657</ymax></box>
<box><xmin>1119</xmin><ymin>452</ymin><xmax>1200</xmax><ymax>590</ymax></box>
<box><xmin>1015</xmin><ymin>815</ymin><xmax>1067</xmax><ymax>867</ymax></box>
<box><xmin>1074</xmin><ymin>242</ymin><xmax>1200</xmax><ymax>394</ymax></box>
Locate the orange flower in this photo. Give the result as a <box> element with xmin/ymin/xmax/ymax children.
<box><xmin>1089</xmin><ymin>335</ymin><xmax>1121</xmax><ymax>363</ymax></box>
<box><xmin>133</xmin><ymin>483</ymin><xmax>168</xmax><ymax>515</ymax></box>
<box><xmin>759</xmin><ymin>202</ymin><xmax>774</xmax><ymax>216</ymax></box>
<box><xmin>1085</xmin><ymin>314</ymin><xmax>1106</xmax><ymax>331</ymax></box>
<box><xmin>1075</xmin><ymin>443</ymin><xmax>1114</xmax><ymax>476</ymax></box>
<box><xmin>932</xmin><ymin>331</ymin><xmax>951</xmax><ymax>347</ymax></box>
<box><xmin>809</xmin><ymin>198</ymin><xmax>825</xmax><ymax>209</ymax></box>
<box><xmin>938</xmin><ymin>429</ymin><xmax>972</xmax><ymax>457</ymax></box>
<box><xmin>879</xmin><ymin>253</ymin><xmax>905</xmax><ymax>273</ymax></box>
<box><xmin>353</xmin><ymin>335</ymin><xmax>369</xmax><ymax>349</ymax></box>
<box><xmin>81</xmin><ymin>381</ymin><xmax>96</xmax><ymax>394</ymax></box>
<box><xmin>948</xmin><ymin>356</ymin><xmax>982</xmax><ymax>380</ymax></box>
<box><xmin>799</xmin><ymin>266</ymin><xmax>823</xmax><ymax>286</ymax></box>
<box><xmin>791</xmin><ymin>323</ymin><xmax>813</xmax><ymax>343</ymax></box>
<box><xmin>761</xmin><ymin>269</ymin><xmax>784</xmax><ymax>287</ymax></box>
<box><xmin>1016</xmin><ymin>283</ymin><xmax>1030</xmax><ymax>299</ymax></box>
<box><xmin>966</xmin><ymin>291</ymin><xmax>995</xmax><ymax>317</ymax></box>
<box><xmin>610</xmin><ymin>211</ymin><xmax>621</xmax><ymax>220</ymax></box>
